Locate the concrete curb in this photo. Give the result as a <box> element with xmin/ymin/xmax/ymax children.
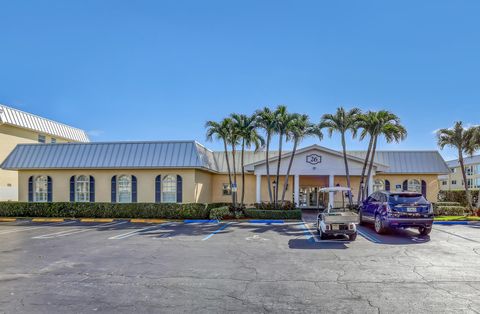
<box><xmin>0</xmin><ymin>218</ymin><xmax>17</xmax><ymax>222</ymax></box>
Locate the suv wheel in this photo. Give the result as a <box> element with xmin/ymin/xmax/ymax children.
<box><xmin>374</xmin><ymin>214</ymin><xmax>387</xmax><ymax>234</ymax></box>
<box><xmin>418</xmin><ymin>226</ymin><xmax>432</xmax><ymax>236</ymax></box>
<box><xmin>359</xmin><ymin>210</ymin><xmax>365</xmax><ymax>226</ymax></box>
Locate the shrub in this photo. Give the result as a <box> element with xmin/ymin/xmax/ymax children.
<box><xmin>436</xmin><ymin>202</ymin><xmax>461</xmax><ymax>207</ymax></box>
<box><xmin>244</xmin><ymin>209</ymin><xmax>301</xmax><ymax>220</ymax></box>
<box><xmin>434</xmin><ymin>206</ymin><xmax>466</xmax><ymax>216</ymax></box>
<box><xmin>209</xmin><ymin>206</ymin><xmax>231</xmax><ymax>220</ymax></box>
<box><xmin>206</xmin><ymin>203</ymin><xmax>231</xmax><ymax>210</ymax></box>
<box><xmin>254</xmin><ymin>201</ymin><xmax>296</xmax><ymax>211</ymax></box>
<box><xmin>0</xmin><ymin>202</ymin><xmax>210</xmax><ymax>219</ymax></box>
<box><xmin>438</xmin><ymin>190</ymin><xmax>479</xmax><ymax>206</ymax></box>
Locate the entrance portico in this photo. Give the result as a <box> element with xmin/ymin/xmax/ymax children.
<box><xmin>247</xmin><ymin>145</ymin><xmax>381</xmax><ymax>207</ymax></box>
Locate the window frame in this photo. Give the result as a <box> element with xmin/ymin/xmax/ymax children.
<box><xmin>162</xmin><ymin>175</ymin><xmax>177</xmax><ymax>203</ymax></box>
<box><xmin>75</xmin><ymin>175</ymin><xmax>90</xmax><ymax>202</ymax></box>
<box><xmin>34</xmin><ymin>175</ymin><xmax>49</xmax><ymax>202</ymax></box>
<box><xmin>38</xmin><ymin>134</ymin><xmax>46</xmax><ymax>144</ymax></box>
<box><xmin>373</xmin><ymin>179</ymin><xmax>385</xmax><ymax>192</ymax></box>
<box><xmin>117</xmin><ymin>175</ymin><xmax>132</xmax><ymax>203</ymax></box>
<box><xmin>407</xmin><ymin>179</ymin><xmax>422</xmax><ymax>193</ymax></box>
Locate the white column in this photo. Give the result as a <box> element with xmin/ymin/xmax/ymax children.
<box><xmin>368</xmin><ymin>173</ymin><xmax>374</xmax><ymax>197</ymax></box>
<box><xmin>328</xmin><ymin>174</ymin><xmax>334</xmax><ymax>209</ymax></box>
<box><xmin>294</xmin><ymin>174</ymin><xmax>300</xmax><ymax>206</ymax></box>
<box><xmin>256</xmin><ymin>174</ymin><xmax>261</xmax><ymax>203</ymax></box>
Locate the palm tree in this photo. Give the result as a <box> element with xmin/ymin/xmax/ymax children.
<box><xmin>356</xmin><ymin>111</ymin><xmax>377</xmax><ymax>203</ymax></box>
<box><xmin>255</xmin><ymin>107</ymin><xmax>276</xmax><ymax>203</ymax></box>
<box><xmin>273</xmin><ymin>105</ymin><xmax>290</xmax><ymax>207</ymax></box>
<box><xmin>321</xmin><ymin>107</ymin><xmax>361</xmax><ymax>205</ymax></box>
<box><xmin>231</xmin><ymin>113</ymin><xmax>264</xmax><ymax>207</ymax></box>
<box><xmin>364</xmin><ymin>111</ymin><xmax>407</xmax><ymax>200</ymax></box>
<box><xmin>281</xmin><ymin>114</ymin><xmax>322</xmax><ymax>205</ymax></box>
<box><xmin>465</xmin><ymin>126</ymin><xmax>480</xmax><ymax>208</ymax></box>
<box><xmin>437</xmin><ymin>122</ymin><xmax>476</xmax><ymax>212</ymax></box>
<box><xmin>205</xmin><ymin>118</ymin><xmax>235</xmax><ymax>204</ymax></box>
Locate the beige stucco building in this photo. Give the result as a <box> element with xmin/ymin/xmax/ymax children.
<box><xmin>1</xmin><ymin>140</ymin><xmax>450</xmax><ymax>206</ymax></box>
<box><xmin>439</xmin><ymin>156</ymin><xmax>480</xmax><ymax>191</ymax></box>
<box><xmin>0</xmin><ymin>104</ymin><xmax>89</xmax><ymax>201</ymax></box>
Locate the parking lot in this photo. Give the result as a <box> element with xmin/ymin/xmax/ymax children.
<box><xmin>0</xmin><ymin>217</ymin><xmax>479</xmax><ymax>313</ymax></box>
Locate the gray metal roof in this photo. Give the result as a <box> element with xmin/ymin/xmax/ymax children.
<box><xmin>1</xmin><ymin>141</ymin><xmax>450</xmax><ymax>175</ymax></box>
<box><xmin>1</xmin><ymin>141</ymin><xmax>218</xmax><ymax>171</ymax></box>
<box><xmin>446</xmin><ymin>155</ymin><xmax>480</xmax><ymax>168</ymax></box>
<box><xmin>0</xmin><ymin>104</ymin><xmax>89</xmax><ymax>142</ymax></box>
<box><xmin>213</xmin><ymin>150</ymin><xmax>281</xmax><ymax>173</ymax></box>
<box><xmin>347</xmin><ymin>151</ymin><xmax>450</xmax><ymax>174</ymax></box>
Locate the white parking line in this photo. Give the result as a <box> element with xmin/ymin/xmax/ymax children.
<box><xmin>301</xmin><ymin>221</ymin><xmax>321</xmax><ymax>243</ymax></box>
<box><xmin>0</xmin><ymin>221</ymin><xmax>77</xmax><ymax>235</ymax></box>
<box><xmin>32</xmin><ymin>221</ymin><xmax>127</xmax><ymax>239</ymax></box>
<box><xmin>108</xmin><ymin>223</ymin><xmax>171</xmax><ymax>240</ymax></box>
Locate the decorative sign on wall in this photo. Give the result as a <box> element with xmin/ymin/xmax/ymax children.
<box><xmin>306</xmin><ymin>154</ymin><xmax>322</xmax><ymax>165</ymax></box>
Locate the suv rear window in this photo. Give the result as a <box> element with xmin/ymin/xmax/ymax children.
<box><xmin>389</xmin><ymin>194</ymin><xmax>428</xmax><ymax>205</ymax></box>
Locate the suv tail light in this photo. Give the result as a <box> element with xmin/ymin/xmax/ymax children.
<box><xmin>428</xmin><ymin>204</ymin><xmax>433</xmax><ymax>214</ymax></box>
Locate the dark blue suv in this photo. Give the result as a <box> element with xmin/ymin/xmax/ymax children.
<box><xmin>360</xmin><ymin>191</ymin><xmax>434</xmax><ymax>236</ymax></box>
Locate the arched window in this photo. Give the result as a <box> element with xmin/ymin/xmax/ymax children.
<box><xmin>408</xmin><ymin>179</ymin><xmax>421</xmax><ymax>193</ymax></box>
<box><xmin>34</xmin><ymin>176</ymin><xmax>49</xmax><ymax>202</ymax></box>
<box><xmin>373</xmin><ymin>179</ymin><xmax>385</xmax><ymax>192</ymax></box>
<box><xmin>117</xmin><ymin>175</ymin><xmax>132</xmax><ymax>203</ymax></box>
<box><xmin>75</xmin><ymin>175</ymin><xmax>90</xmax><ymax>202</ymax></box>
<box><xmin>162</xmin><ymin>175</ymin><xmax>177</xmax><ymax>203</ymax></box>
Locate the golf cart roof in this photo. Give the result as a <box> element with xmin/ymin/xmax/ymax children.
<box><xmin>319</xmin><ymin>186</ymin><xmax>351</xmax><ymax>192</ymax></box>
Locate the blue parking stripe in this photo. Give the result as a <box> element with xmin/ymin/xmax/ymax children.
<box><xmin>357</xmin><ymin>229</ymin><xmax>381</xmax><ymax>243</ymax></box>
<box><xmin>184</xmin><ymin>219</ymin><xmax>219</xmax><ymax>224</ymax></box>
<box><xmin>300</xmin><ymin>222</ymin><xmax>315</xmax><ymax>243</ymax></box>
<box><xmin>202</xmin><ymin>223</ymin><xmax>231</xmax><ymax>241</ymax></box>
<box><xmin>248</xmin><ymin>220</ymin><xmax>284</xmax><ymax>224</ymax></box>
<box><xmin>434</xmin><ymin>221</ymin><xmax>469</xmax><ymax>225</ymax></box>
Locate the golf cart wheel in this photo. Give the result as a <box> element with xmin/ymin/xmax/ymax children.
<box><xmin>319</xmin><ymin>227</ymin><xmax>327</xmax><ymax>240</ymax></box>
<box><xmin>418</xmin><ymin>226</ymin><xmax>432</xmax><ymax>236</ymax></box>
<box><xmin>348</xmin><ymin>232</ymin><xmax>357</xmax><ymax>241</ymax></box>
<box><xmin>374</xmin><ymin>215</ymin><xmax>387</xmax><ymax>234</ymax></box>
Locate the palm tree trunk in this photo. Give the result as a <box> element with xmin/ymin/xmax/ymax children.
<box><xmin>358</xmin><ymin>136</ymin><xmax>373</xmax><ymax>204</ymax></box>
<box><xmin>265</xmin><ymin>133</ymin><xmax>273</xmax><ymax>203</ymax></box>
<box><xmin>365</xmin><ymin>136</ymin><xmax>378</xmax><ymax>197</ymax></box>
<box><xmin>240</xmin><ymin>140</ymin><xmax>245</xmax><ymax>207</ymax></box>
<box><xmin>341</xmin><ymin>133</ymin><xmax>353</xmax><ymax>206</ymax></box>
<box><xmin>459</xmin><ymin>152</ymin><xmax>473</xmax><ymax>212</ymax></box>
<box><xmin>275</xmin><ymin>132</ymin><xmax>283</xmax><ymax>208</ymax></box>
<box><xmin>223</xmin><ymin>140</ymin><xmax>233</xmax><ymax>204</ymax></box>
<box><xmin>281</xmin><ymin>139</ymin><xmax>298</xmax><ymax>205</ymax></box>
<box><xmin>231</xmin><ymin>145</ymin><xmax>238</xmax><ymax>208</ymax></box>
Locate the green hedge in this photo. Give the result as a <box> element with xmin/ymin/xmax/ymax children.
<box><xmin>0</xmin><ymin>202</ymin><xmax>209</xmax><ymax>219</ymax></box>
<box><xmin>434</xmin><ymin>206</ymin><xmax>466</xmax><ymax>216</ymax></box>
<box><xmin>209</xmin><ymin>206</ymin><xmax>231</xmax><ymax>220</ymax></box>
<box><xmin>436</xmin><ymin>201</ymin><xmax>461</xmax><ymax>207</ymax></box>
<box><xmin>244</xmin><ymin>209</ymin><xmax>301</xmax><ymax>220</ymax></box>
<box><xmin>205</xmin><ymin>202</ymin><xmax>231</xmax><ymax>210</ymax></box>
<box><xmin>438</xmin><ymin>190</ymin><xmax>479</xmax><ymax>206</ymax></box>
<box><xmin>253</xmin><ymin>201</ymin><xmax>296</xmax><ymax>210</ymax></box>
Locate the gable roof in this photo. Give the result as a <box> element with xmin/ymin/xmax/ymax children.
<box><xmin>347</xmin><ymin>151</ymin><xmax>450</xmax><ymax>174</ymax></box>
<box><xmin>1</xmin><ymin>141</ymin><xmax>218</xmax><ymax>171</ymax></box>
<box><xmin>0</xmin><ymin>104</ymin><xmax>89</xmax><ymax>142</ymax></box>
<box><xmin>243</xmin><ymin>144</ymin><xmax>387</xmax><ymax>171</ymax></box>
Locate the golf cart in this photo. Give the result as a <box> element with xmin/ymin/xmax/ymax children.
<box><xmin>316</xmin><ymin>187</ymin><xmax>359</xmax><ymax>241</ymax></box>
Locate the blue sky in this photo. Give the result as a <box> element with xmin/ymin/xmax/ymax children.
<box><xmin>1</xmin><ymin>0</ymin><xmax>479</xmax><ymax>160</ymax></box>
